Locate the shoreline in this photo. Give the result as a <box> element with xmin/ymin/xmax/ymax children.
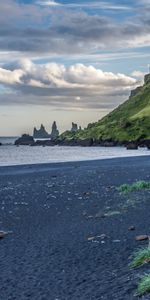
<box><xmin>0</xmin><ymin>154</ymin><xmax>150</xmax><ymax>175</ymax></box>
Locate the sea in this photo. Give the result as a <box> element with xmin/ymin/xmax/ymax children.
<box><xmin>0</xmin><ymin>136</ymin><xmax>150</xmax><ymax>167</ymax></box>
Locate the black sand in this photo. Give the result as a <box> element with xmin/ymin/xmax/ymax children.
<box><xmin>0</xmin><ymin>156</ymin><xmax>150</xmax><ymax>300</ymax></box>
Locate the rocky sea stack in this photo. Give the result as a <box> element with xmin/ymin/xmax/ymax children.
<box><xmin>33</xmin><ymin>124</ymin><xmax>49</xmax><ymax>139</ymax></box>
<box><xmin>15</xmin><ymin>134</ymin><xmax>34</xmax><ymax>146</ymax></box>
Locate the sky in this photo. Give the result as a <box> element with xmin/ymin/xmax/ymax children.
<box><xmin>0</xmin><ymin>0</ymin><xmax>150</xmax><ymax>135</ymax></box>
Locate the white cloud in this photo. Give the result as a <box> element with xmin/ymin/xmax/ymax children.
<box><xmin>0</xmin><ymin>68</ymin><xmax>24</xmax><ymax>85</ymax></box>
<box><xmin>131</xmin><ymin>70</ymin><xmax>145</xmax><ymax>78</ymax></box>
<box><xmin>0</xmin><ymin>59</ymin><xmax>139</xmax><ymax>110</ymax></box>
<box><xmin>37</xmin><ymin>0</ymin><xmax>130</xmax><ymax>10</ymax></box>
<box><xmin>37</xmin><ymin>0</ymin><xmax>60</xmax><ymax>6</ymax></box>
<box><xmin>0</xmin><ymin>59</ymin><xmax>137</xmax><ymax>90</ymax></box>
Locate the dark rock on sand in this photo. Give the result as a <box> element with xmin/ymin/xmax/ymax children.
<box><xmin>15</xmin><ymin>134</ymin><xmax>34</xmax><ymax>146</ymax></box>
<box><xmin>135</xmin><ymin>235</ymin><xmax>149</xmax><ymax>241</ymax></box>
<box><xmin>128</xmin><ymin>226</ymin><xmax>135</xmax><ymax>231</ymax></box>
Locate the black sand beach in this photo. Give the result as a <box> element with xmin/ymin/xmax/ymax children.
<box><xmin>1</xmin><ymin>156</ymin><xmax>150</xmax><ymax>300</ymax></box>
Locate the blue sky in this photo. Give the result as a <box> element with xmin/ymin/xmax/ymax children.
<box><xmin>0</xmin><ymin>0</ymin><xmax>150</xmax><ymax>135</ymax></box>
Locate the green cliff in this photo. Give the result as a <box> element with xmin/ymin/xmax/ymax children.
<box><xmin>61</xmin><ymin>74</ymin><xmax>150</xmax><ymax>143</ymax></box>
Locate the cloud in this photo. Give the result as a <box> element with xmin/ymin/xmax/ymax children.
<box><xmin>131</xmin><ymin>70</ymin><xmax>145</xmax><ymax>78</ymax></box>
<box><xmin>0</xmin><ymin>59</ymin><xmax>139</xmax><ymax>110</ymax></box>
<box><xmin>0</xmin><ymin>0</ymin><xmax>150</xmax><ymax>58</ymax></box>
<box><xmin>37</xmin><ymin>0</ymin><xmax>60</xmax><ymax>6</ymax></box>
<box><xmin>37</xmin><ymin>0</ymin><xmax>131</xmax><ymax>11</ymax></box>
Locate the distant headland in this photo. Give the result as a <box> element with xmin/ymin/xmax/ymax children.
<box><xmin>14</xmin><ymin>73</ymin><xmax>150</xmax><ymax>150</ymax></box>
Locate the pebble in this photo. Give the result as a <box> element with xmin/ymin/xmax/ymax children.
<box><xmin>128</xmin><ymin>226</ymin><xmax>135</xmax><ymax>231</ymax></box>
<box><xmin>135</xmin><ymin>235</ymin><xmax>149</xmax><ymax>241</ymax></box>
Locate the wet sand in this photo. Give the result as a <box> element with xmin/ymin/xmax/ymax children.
<box><xmin>0</xmin><ymin>156</ymin><xmax>150</xmax><ymax>300</ymax></box>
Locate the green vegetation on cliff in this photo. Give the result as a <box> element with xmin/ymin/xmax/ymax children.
<box><xmin>61</xmin><ymin>74</ymin><xmax>150</xmax><ymax>142</ymax></box>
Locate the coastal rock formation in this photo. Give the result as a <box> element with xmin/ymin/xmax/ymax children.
<box><xmin>50</xmin><ymin>121</ymin><xmax>59</xmax><ymax>140</ymax></box>
<box><xmin>33</xmin><ymin>124</ymin><xmax>49</xmax><ymax>139</ymax></box>
<box><xmin>71</xmin><ymin>122</ymin><xmax>78</xmax><ymax>132</ymax></box>
<box><xmin>15</xmin><ymin>134</ymin><xmax>34</xmax><ymax>146</ymax></box>
<box><xmin>126</xmin><ymin>142</ymin><xmax>138</xmax><ymax>150</ymax></box>
<box><xmin>31</xmin><ymin>139</ymin><xmax>57</xmax><ymax>147</ymax></box>
<box><xmin>58</xmin><ymin>138</ymin><xmax>93</xmax><ymax>147</ymax></box>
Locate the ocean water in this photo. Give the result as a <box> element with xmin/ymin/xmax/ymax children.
<box><xmin>0</xmin><ymin>137</ymin><xmax>150</xmax><ymax>166</ymax></box>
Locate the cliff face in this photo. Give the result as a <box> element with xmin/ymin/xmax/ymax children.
<box><xmin>33</xmin><ymin>124</ymin><xmax>50</xmax><ymax>139</ymax></box>
<box><xmin>61</xmin><ymin>73</ymin><xmax>150</xmax><ymax>142</ymax></box>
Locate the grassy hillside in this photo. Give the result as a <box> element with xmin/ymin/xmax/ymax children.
<box><xmin>60</xmin><ymin>74</ymin><xmax>150</xmax><ymax>142</ymax></box>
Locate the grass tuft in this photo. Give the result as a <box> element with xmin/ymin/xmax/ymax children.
<box><xmin>129</xmin><ymin>247</ymin><xmax>150</xmax><ymax>269</ymax></box>
<box><xmin>137</xmin><ymin>274</ymin><xmax>150</xmax><ymax>296</ymax></box>
<box><xmin>118</xmin><ymin>181</ymin><xmax>150</xmax><ymax>194</ymax></box>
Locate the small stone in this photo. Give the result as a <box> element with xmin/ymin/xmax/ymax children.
<box><xmin>95</xmin><ymin>212</ymin><xmax>106</xmax><ymax>219</ymax></box>
<box><xmin>128</xmin><ymin>226</ymin><xmax>135</xmax><ymax>231</ymax></box>
<box><xmin>97</xmin><ymin>234</ymin><xmax>107</xmax><ymax>239</ymax></box>
<box><xmin>86</xmin><ymin>215</ymin><xmax>94</xmax><ymax>219</ymax></box>
<box><xmin>135</xmin><ymin>235</ymin><xmax>149</xmax><ymax>241</ymax></box>
<box><xmin>87</xmin><ymin>236</ymin><xmax>95</xmax><ymax>241</ymax></box>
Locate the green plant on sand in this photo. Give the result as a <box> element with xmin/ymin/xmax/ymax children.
<box><xmin>129</xmin><ymin>247</ymin><xmax>150</xmax><ymax>269</ymax></box>
<box><xmin>137</xmin><ymin>274</ymin><xmax>150</xmax><ymax>296</ymax></box>
<box><xmin>118</xmin><ymin>181</ymin><xmax>150</xmax><ymax>194</ymax></box>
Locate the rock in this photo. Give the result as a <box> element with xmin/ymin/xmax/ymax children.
<box><xmin>32</xmin><ymin>140</ymin><xmax>57</xmax><ymax>146</ymax></box>
<box><xmin>33</xmin><ymin>124</ymin><xmax>50</xmax><ymax>139</ymax></box>
<box><xmin>87</xmin><ymin>236</ymin><xmax>95</xmax><ymax>241</ymax></box>
<box><xmin>135</xmin><ymin>235</ymin><xmax>149</xmax><ymax>241</ymax></box>
<box><xmin>0</xmin><ymin>142</ymin><xmax>2</xmax><ymax>146</ymax></box>
<box><xmin>71</xmin><ymin>122</ymin><xmax>78</xmax><ymax>133</ymax></box>
<box><xmin>144</xmin><ymin>140</ymin><xmax>150</xmax><ymax>150</ymax></box>
<box><xmin>126</xmin><ymin>142</ymin><xmax>138</xmax><ymax>150</ymax></box>
<box><xmin>15</xmin><ymin>134</ymin><xmax>34</xmax><ymax>146</ymax></box>
<box><xmin>101</xmin><ymin>140</ymin><xmax>118</xmax><ymax>147</ymax></box>
<box><xmin>50</xmin><ymin>121</ymin><xmax>59</xmax><ymax>140</ymax></box>
<box><xmin>95</xmin><ymin>212</ymin><xmax>106</xmax><ymax>219</ymax></box>
<box><xmin>97</xmin><ymin>234</ymin><xmax>107</xmax><ymax>239</ymax></box>
<box><xmin>128</xmin><ymin>226</ymin><xmax>135</xmax><ymax>231</ymax></box>
<box><xmin>58</xmin><ymin>138</ymin><xmax>93</xmax><ymax>147</ymax></box>
<box><xmin>78</xmin><ymin>139</ymin><xmax>93</xmax><ymax>147</ymax></box>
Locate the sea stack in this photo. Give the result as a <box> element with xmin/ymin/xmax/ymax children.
<box><xmin>71</xmin><ymin>122</ymin><xmax>78</xmax><ymax>133</ymax></box>
<box><xmin>51</xmin><ymin>121</ymin><xmax>59</xmax><ymax>140</ymax></box>
<box><xmin>33</xmin><ymin>124</ymin><xmax>49</xmax><ymax>139</ymax></box>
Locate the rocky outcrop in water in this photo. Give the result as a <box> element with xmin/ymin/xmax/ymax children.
<box><xmin>33</xmin><ymin>124</ymin><xmax>50</xmax><ymax>139</ymax></box>
<box><xmin>50</xmin><ymin>121</ymin><xmax>59</xmax><ymax>140</ymax></box>
<box><xmin>15</xmin><ymin>134</ymin><xmax>34</xmax><ymax>146</ymax></box>
<box><xmin>126</xmin><ymin>142</ymin><xmax>138</xmax><ymax>150</ymax></box>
